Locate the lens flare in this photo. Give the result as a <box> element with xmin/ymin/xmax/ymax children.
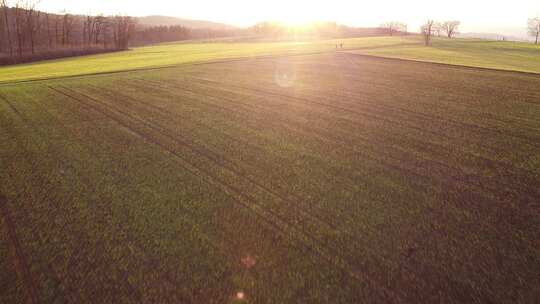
<box><xmin>274</xmin><ymin>59</ymin><xmax>297</xmax><ymax>88</ymax></box>
<box><xmin>236</xmin><ymin>291</ymin><xmax>245</xmax><ymax>300</ymax></box>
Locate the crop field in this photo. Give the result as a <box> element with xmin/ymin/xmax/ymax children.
<box><xmin>1</xmin><ymin>52</ymin><xmax>539</xmax><ymax>303</ymax></box>
<box><xmin>354</xmin><ymin>36</ymin><xmax>540</xmax><ymax>74</ymax></box>
<box><xmin>0</xmin><ymin>37</ymin><xmax>402</xmax><ymax>83</ymax></box>
<box><xmin>0</xmin><ymin>36</ymin><xmax>538</xmax><ymax>84</ymax></box>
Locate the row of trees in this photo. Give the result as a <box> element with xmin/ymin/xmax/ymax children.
<box><xmin>0</xmin><ymin>1</ymin><xmax>136</xmax><ymax>64</ymax></box>
<box><xmin>249</xmin><ymin>21</ymin><xmax>387</xmax><ymax>40</ymax></box>
<box><xmin>2</xmin><ymin>2</ymin><xmax>538</xmax><ymax>65</ymax></box>
<box><xmin>380</xmin><ymin>20</ymin><xmax>460</xmax><ymax>46</ymax></box>
<box><xmin>419</xmin><ymin>18</ymin><xmax>540</xmax><ymax>46</ymax></box>
<box><xmin>131</xmin><ymin>25</ymin><xmax>243</xmax><ymax>45</ymax></box>
<box><xmin>380</xmin><ymin>22</ymin><xmax>408</xmax><ymax>36</ymax></box>
<box><xmin>420</xmin><ymin>20</ymin><xmax>461</xmax><ymax>46</ymax></box>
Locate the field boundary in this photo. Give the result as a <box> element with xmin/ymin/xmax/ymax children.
<box><xmin>341</xmin><ymin>51</ymin><xmax>540</xmax><ymax>77</ymax></box>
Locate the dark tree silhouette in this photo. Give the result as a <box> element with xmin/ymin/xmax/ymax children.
<box><xmin>380</xmin><ymin>21</ymin><xmax>407</xmax><ymax>36</ymax></box>
<box><xmin>442</xmin><ymin>21</ymin><xmax>460</xmax><ymax>38</ymax></box>
<box><xmin>421</xmin><ymin>20</ymin><xmax>435</xmax><ymax>46</ymax></box>
<box><xmin>528</xmin><ymin>17</ymin><xmax>540</xmax><ymax>44</ymax></box>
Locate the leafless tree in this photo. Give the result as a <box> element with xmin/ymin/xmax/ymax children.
<box><xmin>0</xmin><ymin>0</ymin><xmax>9</xmax><ymax>55</ymax></box>
<box><xmin>54</xmin><ymin>13</ymin><xmax>61</xmax><ymax>45</ymax></box>
<box><xmin>44</xmin><ymin>12</ymin><xmax>51</xmax><ymax>47</ymax></box>
<box><xmin>83</xmin><ymin>15</ymin><xmax>93</xmax><ymax>46</ymax></box>
<box><xmin>101</xmin><ymin>18</ymin><xmax>112</xmax><ymax>48</ymax></box>
<box><xmin>0</xmin><ymin>3</ymin><xmax>3</xmax><ymax>52</ymax></box>
<box><xmin>113</xmin><ymin>16</ymin><xmax>136</xmax><ymax>50</ymax></box>
<box><xmin>61</xmin><ymin>12</ymin><xmax>73</xmax><ymax>45</ymax></box>
<box><xmin>442</xmin><ymin>21</ymin><xmax>460</xmax><ymax>38</ymax></box>
<box><xmin>380</xmin><ymin>21</ymin><xmax>407</xmax><ymax>36</ymax></box>
<box><xmin>94</xmin><ymin>15</ymin><xmax>105</xmax><ymax>45</ymax></box>
<box><xmin>0</xmin><ymin>4</ymin><xmax>160</xmax><ymax>64</ymax></box>
<box><xmin>13</xmin><ymin>1</ymin><xmax>25</xmax><ymax>57</ymax></box>
<box><xmin>421</xmin><ymin>20</ymin><xmax>435</xmax><ymax>46</ymax></box>
<box><xmin>0</xmin><ymin>0</ymin><xmax>13</xmax><ymax>56</ymax></box>
<box><xmin>24</xmin><ymin>0</ymin><xmax>42</xmax><ymax>54</ymax></box>
<box><xmin>433</xmin><ymin>22</ymin><xmax>444</xmax><ymax>37</ymax></box>
<box><xmin>528</xmin><ymin>17</ymin><xmax>540</xmax><ymax>45</ymax></box>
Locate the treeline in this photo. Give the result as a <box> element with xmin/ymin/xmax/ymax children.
<box><xmin>248</xmin><ymin>21</ymin><xmax>387</xmax><ymax>40</ymax></box>
<box><xmin>0</xmin><ymin>4</ymin><xmax>412</xmax><ymax>66</ymax></box>
<box><xmin>0</xmin><ymin>2</ymin><xmax>136</xmax><ymax>65</ymax></box>
<box><xmin>420</xmin><ymin>20</ymin><xmax>461</xmax><ymax>46</ymax></box>
<box><xmin>131</xmin><ymin>26</ymin><xmax>241</xmax><ymax>45</ymax></box>
<box><xmin>131</xmin><ymin>22</ymin><xmax>386</xmax><ymax>45</ymax></box>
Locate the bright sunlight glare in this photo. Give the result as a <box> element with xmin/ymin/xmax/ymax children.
<box><xmin>37</xmin><ymin>0</ymin><xmax>540</xmax><ymax>36</ymax></box>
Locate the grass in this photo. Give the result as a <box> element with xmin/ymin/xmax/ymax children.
<box><xmin>1</xmin><ymin>53</ymin><xmax>539</xmax><ymax>303</ymax></box>
<box><xmin>0</xmin><ymin>37</ymin><xmax>402</xmax><ymax>84</ymax></box>
<box><xmin>353</xmin><ymin>36</ymin><xmax>540</xmax><ymax>73</ymax></box>
<box><xmin>1</xmin><ymin>36</ymin><xmax>539</xmax><ymax>85</ymax></box>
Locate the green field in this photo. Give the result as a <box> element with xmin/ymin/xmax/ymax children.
<box><xmin>0</xmin><ymin>37</ymin><xmax>402</xmax><ymax>84</ymax></box>
<box><xmin>2</xmin><ymin>36</ymin><xmax>540</xmax><ymax>303</ymax></box>
<box><xmin>0</xmin><ymin>36</ymin><xmax>538</xmax><ymax>85</ymax></box>
<box><xmin>354</xmin><ymin>36</ymin><xmax>540</xmax><ymax>74</ymax></box>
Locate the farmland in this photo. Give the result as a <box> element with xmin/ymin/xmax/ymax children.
<box><xmin>1</xmin><ymin>50</ymin><xmax>540</xmax><ymax>303</ymax></box>
<box><xmin>0</xmin><ymin>36</ymin><xmax>539</xmax><ymax>84</ymax></box>
<box><xmin>0</xmin><ymin>37</ymin><xmax>402</xmax><ymax>83</ymax></box>
<box><xmin>355</xmin><ymin>36</ymin><xmax>540</xmax><ymax>74</ymax></box>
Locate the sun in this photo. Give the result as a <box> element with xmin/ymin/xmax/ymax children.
<box><xmin>277</xmin><ymin>14</ymin><xmax>316</xmax><ymax>26</ymax></box>
<box><xmin>270</xmin><ymin>3</ymin><xmax>323</xmax><ymax>26</ymax></box>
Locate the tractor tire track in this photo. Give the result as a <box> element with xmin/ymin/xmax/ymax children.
<box><xmin>190</xmin><ymin>75</ymin><xmax>540</xmax><ymax>148</ymax></box>
<box><xmin>83</xmin><ymin>80</ymin><xmax>440</xmax><ymax>218</ymax></box>
<box><xmin>54</xmin><ymin>84</ymin><xmax>500</xmax><ymax>302</ymax></box>
<box><xmin>136</xmin><ymin>74</ymin><xmax>522</xmax><ymax>174</ymax></box>
<box><xmin>127</xmin><ymin>77</ymin><xmax>539</xmax><ymax>205</ymax></box>
<box><xmin>19</xmin><ymin>86</ymin><xmax>232</xmax><ymax>302</ymax></box>
<box><xmin>179</xmin><ymin>76</ymin><xmax>539</xmax><ymax>197</ymax></box>
<box><xmin>49</xmin><ymin>85</ymin><xmax>404</xmax><ymax>302</ymax></box>
<box><xmin>0</xmin><ymin>195</ymin><xmax>39</xmax><ymax>304</ymax></box>
<box><xmin>100</xmin><ymin>77</ymin><xmax>532</xmax><ymax>226</ymax></box>
<box><xmin>2</xmin><ymin>89</ymin><xmax>153</xmax><ymax>302</ymax></box>
<box><xmin>37</xmin><ymin>83</ymin><xmax>345</xmax><ymax>302</ymax></box>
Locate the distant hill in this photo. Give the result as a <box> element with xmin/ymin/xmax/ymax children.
<box><xmin>457</xmin><ymin>32</ymin><xmax>530</xmax><ymax>42</ymax></box>
<box><xmin>138</xmin><ymin>16</ymin><xmax>235</xmax><ymax>30</ymax></box>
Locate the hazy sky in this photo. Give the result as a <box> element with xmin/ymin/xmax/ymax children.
<box><xmin>36</xmin><ymin>0</ymin><xmax>539</xmax><ymax>36</ymax></box>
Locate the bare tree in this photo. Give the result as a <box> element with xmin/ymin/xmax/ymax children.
<box><xmin>0</xmin><ymin>3</ymin><xmax>182</xmax><ymax>64</ymax></box>
<box><xmin>528</xmin><ymin>17</ymin><xmax>540</xmax><ymax>45</ymax></box>
<box><xmin>13</xmin><ymin>1</ymin><xmax>25</xmax><ymax>57</ymax></box>
<box><xmin>101</xmin><ymin>18</ymin><xmax>111</xmax><ymax>48</ymax></box>
<box><xmin>113</xmin><ymin>16</ymin><xmax>136</xmax><ymax>50</ymax></box>
<box><xmin>0</xmin><ymin>2</ymin><xmax>3</xmax><ymax>53</ymax></box>
<box><xmin>433</xmin><ymin>22</ymin><xmax>444</xmax><ymax>37</ymax></box>
<box><xmin>0</xmin><ymin>0</ymin><xmax>14</xmax><ymax>57</ymax></box>
<box><xmin>61</xmin><ymin>12</ymin><xmax>73</xmax><ymax>45</ymax></box>
<box><xmin>442</xmin><ymin>21</ymin><xmax>460</xmax><ymax>38</ymax></box>
<box><xmin>421</xmin><ymin>20</ymin><xmax>435</xmax><ymax>46</ymax></box>
<box><xmin>380</xmin><ymin>21</ymin><xmax>407</xmax><ymax>36</ymax></box>
<box><xmin>45</xmin><ymin>12</ymin><xmax>51</xmax><ymax>47</ymax></box>
<box><xmin>94</xmin><ymin>15</ymin><xmax>105</xmax><ymax>45</ymax></box>
<box><xmin>54</xmin><ymin>13</ymin><xmax>60</xmax><ymax>45</ymax></box>
<box><xmin>24</xmin><ymin>0</ymin><xmax>42</xmax><ymax>54</ymax></box>
<box><xmin>0</xmin><ymin>0</ymin><xmax>8</xmax><ymax>55</ymax></box>
<box><xmin>83</xmin><ymin>15</ymin><xmax>91</xmax><ymax>46</ymax></box>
